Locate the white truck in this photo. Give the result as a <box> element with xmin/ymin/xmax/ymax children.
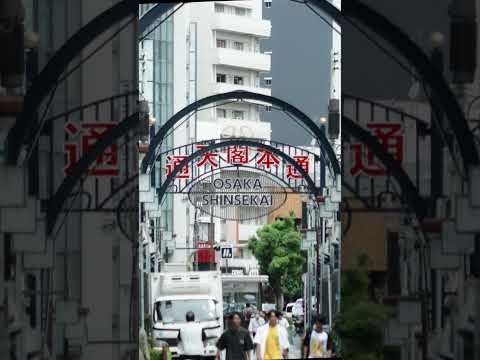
<box><xmin>150</xmin><ymin>271</ymin><xmax>223</xmax><ymax>359</ymax></box>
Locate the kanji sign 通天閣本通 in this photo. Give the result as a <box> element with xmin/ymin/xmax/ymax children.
<box><xmin>165</xmin><ymin>145</ymin><xmax>311</xmax><ymax>181</ymax></box>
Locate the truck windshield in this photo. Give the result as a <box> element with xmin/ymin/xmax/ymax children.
<box><xmin>155</xmin><ymin>299</ymin><xmax>217</xmax><ymax>324</ymax></box>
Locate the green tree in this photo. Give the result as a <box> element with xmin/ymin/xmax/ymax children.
<box><xmin>334</xmin><ymin>255</ymin><xmax>389</xmax><ymax>360</ymax></box>
<box><xmin>248</xmin><ymin>215</ymin><xmax>305</xmax><ymax>308</ymax></box>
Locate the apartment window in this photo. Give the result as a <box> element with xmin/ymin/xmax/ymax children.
<box><xmin>264</xmin><ymin>77</ymin><xmax>272</xmax><ymax>86</ymax></box>
<box><xmin>233</xmin><ymin>76</ymin><xmax>244</xmax><ymax>85</ymax></box>
<box><xmin>235</xmin><ymin>7</ymin><xmax>247</xmax><ymax>16</ymax></box>
<box><xmin>215</xmin><ymin>4</ymin><xmax>225</xmax><ymax>13</ymax></box>
<box><xmin>217</xmin><ymin>109</ymin><xmax>227</xmax><ymax>118</ymax></box>
<box><xmin>216</xmin><ymin>73</ymin><xmax>226</xmax><ymax>83</ymax></box>
<box><xmin>232</xmin><ymin>110</ymin><xmax>244</xmax><ymax>119</ymax></box>
<box><xmin>265</xmin><ymin>1</ymin><xmax>272</xmax><ymax>8</ymax></box>
<box><xmin>265</xmin><ymin>105</ymin><xmax>272</xmax><ymax>112</ymax></box>
<box><xmin>233</xmin><ymin>41</ymin><xmax>244</xmax><ymax>51</ymax></box>
<box><xmin>217</xmin><ymin>39</ymin><xmax>226</xmax><ymax>48</ymax></box>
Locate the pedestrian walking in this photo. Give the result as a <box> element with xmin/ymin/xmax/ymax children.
<box><xmin>243</xmin><ymin>303</ymin><xmax>253</xmax><ymax>322</ymax></box>
<box><xmin>216</xmin><ymin>312</ymin><xmax>254</xmax><ymax>360</ymax></box>
<box><xmin>248</xmin><ymin>311</ymin><xmax>265</xmax><ymax>338</ymax></box>
<box><xmin>278</xmin><ymin>313</ymin><xmax>290</xmax><ymax>330</ymax></box>
<box><xmin>179</xmin><ymin>311</ymin><xmax>204</xmax><ymax>360</ymax></box>
<box><xmin>302</xmin><ymin>315</ymin><xmax>330</xmax><ymax>358</ymax></box>
<box><xmin>254</xmin><ymin>310</ymin><xmax>290</xmax><ymax>360</ymax></box>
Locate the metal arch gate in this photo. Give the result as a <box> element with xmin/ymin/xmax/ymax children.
<box><xmin>40</xmin><ymin>99</ymin><xmax>428</xmax><ymax>254</ymax></box>
<box><xmin>151</xmin><ymin>138</ymin><xmax>326</xmax><ymax>195</ymax></box>
<box><xmin>343</xmin><ymin>115</ymin><xmax>428</xmax><ymax>221</ymax></box>
<box><xmin>141</xmin><ymin>90</ymin><xmax>341</xmax><ymax>178</ymax></box>
<box><xmin>45</xmin><ymin>111</ymin><xmax>140</xmax><ymax>235</ymax></box>
<box><xmin>6</xmin><ymin>0</ymin><xmax>138</xmax><ymax>165</ymax></box>
<box><xmin>6</xmin><ymin>0</ymin><xmax>477</xmax><ymax>176</ymax></box>
<box><xmin>341</xmin><ymin>94</ymin><xmax>431</xmax><ymax>210</ymax></box>
<box><xmin>154</xmin><ymin>139</ymin><xmax>322</xmax><ymax>202</ymax></box>
<box><xmin>309</xmin><ymin>0</ymin><xmax>479</xmax><ymax>171</ymax></box>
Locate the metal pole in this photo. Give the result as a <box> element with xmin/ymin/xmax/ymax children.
<box><xmin>475</xmin><ymin>277</ymin><xmax>480</xmax><ymax>360</ymax></box>
<box><xmin>316</xmin><ymin>216</ymin><xmax>321</xmax><ymax>316</ymax></box>
<box><xmin>327</xmin><ymin>265</ymin><xmax>332</xmax><ymax>326</ymax></box>
<box><xmin>418</xmin><ymin>238</ymin><xmax>429</xmax><ymax>360</ymax></box>
<box><xmin>139</xmin><ymin>228</ymin><xmax>144</xmax><ymax>331</ymax></box>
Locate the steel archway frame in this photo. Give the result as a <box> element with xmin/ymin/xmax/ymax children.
<box><xmin>8</xmin><ymin>0</ymin><xmax>475</xmax><ymax>174</ymax></box>
<box><xmin>141</xmin><ymin>90</ymin><xmax>341</xmax><ymax>177</ymax></box>
<box><xmin>343</xmin><ymin>115</ymin><xmax>428</xmax><ymax>221</ymax></box>
<box><xmin>155</xmin><ymin>139</ymin><xmax>322</xmax><ymax>203</ymax></box>
<box><xmin>6</xmin><ymin>0</ymin><xmax>137</xmax><ymax>165</ymax></box>
<box><xmin>46</xmin><ymin>112</ymin><xmax>139</xmax><ymax>235</ymax></box>
<box><xmin>310</xmin><ymin>0</ymin><xmax>479</xmax><ymax>170</ymax></box>
<box><xmin>139</xmin><ymin>3</ymin><xmax>175</xmax><ymax>34</ymax></box>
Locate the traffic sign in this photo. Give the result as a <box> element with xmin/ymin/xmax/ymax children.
<box><xmin>221</xmin><ymin>246</ymin><xmax>233</xmax><ymax>259</ymax></box>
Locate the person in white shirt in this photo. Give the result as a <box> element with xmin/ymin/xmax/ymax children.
<box><xmin>278</xmin><ymin>313</ymin><xmax>290</xmax><ymax>330</ymax></box>
<box><xmin>302</xmin><ymin>315</ymin><xmax>330</xmax><ymax>358</ymax></box>
<box><xmin>248</xmin><ymin>311</ymin><xmax>265</xmax><ymax>338</ymax></box>
<box><xmin>179</xmin><ymin>311</ymin><xmax>204</xmax><ymax>359</ymax></box>
<box><xmin>254</xmin><ymin>310</ymin><xmax>289</xmax><ymax>360</ymax></box>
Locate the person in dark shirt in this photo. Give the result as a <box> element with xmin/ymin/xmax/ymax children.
<box><xmin>216</xmin><ymin>312</ymin><xmax>254</xmax><ymax>360</ymax></box>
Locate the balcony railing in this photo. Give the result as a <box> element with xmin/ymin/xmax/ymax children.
<box><xmin>212</xmin><ymin>14</ymin><xmax>271</xmax><ymax>38</ymax></box>
<box><xmin>214</xmin><ymin>47</ymin><xmax>270</xmax><ymax>72</ymax></box>
<box><xmin>211</xmin><ymin>82</ymin><xmax>271</xmax><ymax>96</ymax></box>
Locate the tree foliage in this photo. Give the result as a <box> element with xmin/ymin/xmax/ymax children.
<box><xmin>248</xmin><ymin>215</ymin><xmax>305</xmax><ymax>305</ymax></box>
<box><xmin>334</xmin><ymin>255</ymin><xmax>389</xmax><ymax>360</ymax></box>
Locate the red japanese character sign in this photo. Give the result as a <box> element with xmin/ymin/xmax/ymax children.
<box><xmin>166</xmin><ymin>155</ymin><xmax>190</xmax><ymax>179</ymax></box>
<box><xmin>195</xmin><ymin>144</ymin><xmax>219</xmax><ymax>169</ymax></box>
<box><xmin>287</xmin><ymin>155</ymin><xmax>310</xmax><ymax>179</ymax></box>
<box><xmin>256</xmin><ymin>148</ymin><xmax>280</xmax><ymax>169</ymax></box>
<box><xmin>350</xmin><ymin>122</ymin><xmax>403</xmax><ymax>176</ymax></box>
<box><xmin>64</xmin><ymin>122</ymin><xmax>119</xmax><ymax>176</ymax></box>
<box><xmin>164</xmin><ymin>144</ymin><xmax>314</xmax><ymax>183</ymax></box>
<box><xmin>227</xmin><ymin>145</ymin><xmax>249</xmax><ymax>165</ymax></box>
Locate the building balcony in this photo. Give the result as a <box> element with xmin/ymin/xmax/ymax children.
<box><xmin>211</xmin><ymin>82</ymin><xmax>271</xmax><ymax>97</ymax></box>
<box><xmin>212</xmin><ymin>13</ymin><xmax>271</xmax><ymax>38</ymax></box>
<box><xmin>214</xmin><ymin>47</ymin><xmax>271</xmax><ymax>72</ymax></box>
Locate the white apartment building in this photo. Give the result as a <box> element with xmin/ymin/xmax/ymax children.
<box><xmin>140</xmin><ymin>1</ymin><xmax>272</xmax><ymax>274</ymax></box>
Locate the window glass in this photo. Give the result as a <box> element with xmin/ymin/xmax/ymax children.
<box><xmin>217</xmin><ymin>109</ymin><xmax>227</xmax><ymax>118</ymax></box>
<box><xmin>232</xmin><ymin>110</ymin><xmax>244</xmax><ymax>120</ymax></box>
<box><xmin>155</xmin><ymin>299</ymin><xmax>218</xmax><ymax>324</ymax></box>
<box><xmin>217</xmin><ymin>39</ymin><xmax>226</xmax><ymax>48</ymax></box>
<box><xmin>233</xmin><ymin>41</ymin><xmax>244</xmax><ymax>51</ymax></box>
<box><xmin>235</xmin><ymin>7</ymin><xmax>246</xmax><ymax>16</ymax></box>
<box><xmin>216</xmin><ymin>73</ymin><xmax>227</xmax><ymax>83</ymax></box>
<box><xmin>234</xmin><ymin>76</ymin><xmax>244</xmax><ymax>85</ymax></box>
